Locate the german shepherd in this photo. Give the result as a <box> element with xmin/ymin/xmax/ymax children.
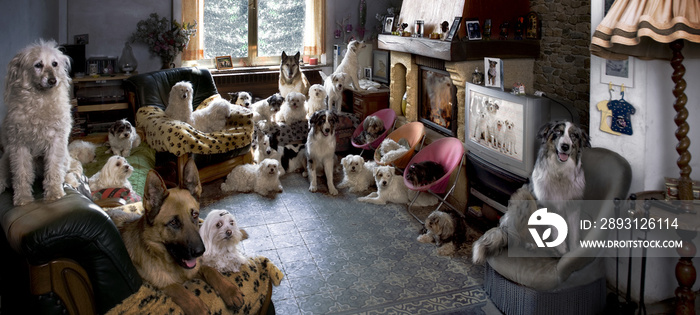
<box><xmin>113</xmin><ymin>159</ymin><xmax>243</xmax><ymax>314</ymax></box>
<box><xmin>279</xmin><ymin>51</ymin><xmax>310</xmax><ymax>98</ymax></box>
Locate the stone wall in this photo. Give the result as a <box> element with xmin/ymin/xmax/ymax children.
<box><xmin>531</xmin><ymin>0</ymin><xmax>592</xmax><ymax>130</ymax></box>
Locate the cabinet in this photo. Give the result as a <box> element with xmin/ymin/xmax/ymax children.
<box><xmin>342</xmin><ymin>88</ymin><xmax>390</xmax><ymax>121</ymax></box>
<box><xmin>72</xmin><ymin>73</ymin><xmax>133</xmax><ymax>135</ymax></box>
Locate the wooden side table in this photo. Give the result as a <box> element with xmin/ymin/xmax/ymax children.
<box><xmin>342</xmin><ymin>88</ymin><xmax>390</xmax><ymax>121</ymax></box>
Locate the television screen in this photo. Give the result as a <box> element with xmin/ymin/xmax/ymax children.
<box><xmin>467</xmin><ymin>89</ymin><xmax>524</xmax><ymax>162</ymax></box>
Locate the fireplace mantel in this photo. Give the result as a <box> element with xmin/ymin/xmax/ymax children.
<box><xmin>377</xmin><ymin>34</ymin><xmax>540</xmax><ymax>61</ymax></box>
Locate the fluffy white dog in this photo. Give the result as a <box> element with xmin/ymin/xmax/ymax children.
<box><xmin>68</xmin><ymin>140</ymin><xmax>97</xmax><ymax>165</ymax></box>
<box><xmin>0</xmin><ymin>40</ymin><xmax>73</xmax><ymax>205</ymax></box>
<box><xmin>358</xmin><ymin>165</ymin><xmax>438</xmax><ymax>206</ymax></box>
<box><xmin>192</xmin><ymin>98</ymin><xmax>232</xmax><ymax>133</ymax></box>
<box><xmin>377</xmin><ymin>138</ymin><xmax>409</xmax><ymax>164</ymax></box>
<box><xmin>334</xmin><ymin>40</ymin><xmax>366</xmax><ymax>91</ymax></box>
<box><xmin>200</xmin><ymin>209</ymin><xmax>249</xmax><ymax>273</ymax></box>
<box><xmin>338</xmin><ymin>155</ymin><xmax>376</xmax><ymax>193</ymax></box>
<box><xmin>106</xmin><ymin>119</ymin><xmax>141</xmax><ymax>157</ymax></box>
<box><xmin>275</xmin><ymin>92</ymin><xmax>307</xmax><ymax>125</ymax></box>
<box><xmin>164</xmin><ymin>81</ymin><xmax>194</xmax><ymax>124</ymax></box>
<box><xmin>88</xmin><ymin>155</ymin><xmax>134</xmax><ymax>192</ymax></box>
<box><xmin>305</xmin><ymin>84</ymin><xmax>327</xmax><ymax>119</ymax></box>
<box><xmin>221</xmin><ymin>159</ymin><xmax>283</xmax><ymax>196</ymax></box>
<box><xmin>324</xmin><ymin>72</ymin><xmax>348</xmax><ymax>112</ymax></box>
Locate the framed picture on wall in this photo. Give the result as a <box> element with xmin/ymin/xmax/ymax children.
<box><xmin>215</xmin><ymin>56</ymin><xmax>233</xmax><ymax>70</ymax></box>
<box><xmin>600</xmin><ymin>57</ymin><xmax>634</xmax><ymax>87</ymax></box>
<box><xmin>372</xmin><ymin>50</ymin><xmax>390</xmax><ymax>84</ymax></box>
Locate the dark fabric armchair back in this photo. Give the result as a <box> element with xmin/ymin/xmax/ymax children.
<box><xmin>125</xmin><ymin>67</ymin><xmax>218</xmax><ymax>111</ymax></box>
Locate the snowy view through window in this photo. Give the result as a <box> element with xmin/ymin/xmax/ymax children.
<box><xmin>204</xmin><ymin>0</ymin><xmax>305</xmax><ymax>61</ymax></box>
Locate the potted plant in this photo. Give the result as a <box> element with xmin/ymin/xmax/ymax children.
<box><xmin>130</xmin><ymin>13</ymin><xmax>197</xmax><ymax>69</ymax></box>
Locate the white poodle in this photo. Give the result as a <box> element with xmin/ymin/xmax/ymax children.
<box><xmin>275</xmin><ymin>92</ymin><xmax>307</xmax><ymax>125</ymax></box>
<box><xmin>0</xmin><ymin>40</ymin><xmax>73</xmax><ymax>205</ymax></box>
<box><xmin>200</xmin><ymin>209</ymin><xmax>249</xmax><ymax>273</ymax></box>
<box><xmin>164</xmin><ymin>81</ymin><xmax>194</xmax><ymax>124</ymax></box>
<box><xmin>192</xmin><ymin>98</ymin><xmax>232</xmax><ymax>133</ymax></box>
<box><xmin>337</xmin><ymin>155</ymin><xmax>376</xmax><ymax>193</ymax></box>
<box><xmin>88</xmin><ymin>155</ymin><xmax>133</xmax><ymax>192</ymax></box>
<box><xmin>106</xmin><ymin>119</ymin><xmax>141</xmax><ymax>157</ymax></box>
<box><xmin>305</xmin><ymin>84</ymin><xmax>327</xmax><ymax>119</ymax></box>
<box><xmin>220</xmin><ymin>159</ymin><xmax>283</xmax><ymax>197</ymax></box>
<box><xmin>324</xmin><ymin>72</ymin><xmax>348</xmax><ymax>112</ymax></box>
<box><xmin>358</xmin><ymin>165</ymin><xmax>437</xmax><ymax>206</ymax></box>
<box><xmin>68</xmin><ymin>140</ymin><xmax>97</xmax><ymax>165</ymax></box>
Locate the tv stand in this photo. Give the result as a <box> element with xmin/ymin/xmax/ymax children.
<box><xmin>466</xmin><ymin>152</ymin><xmax>528</xmax><ymax>214</ymax></box>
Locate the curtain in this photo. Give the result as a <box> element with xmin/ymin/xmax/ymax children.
<box><xmin>182</xmin><ymin>0</ymin><xmax>204</xmax><ymax>61</ymax></box>
<box><xmin>303</xmin><ymin>0</ymin><xmax>325</xmax><ymax>57</ymax></box>
<box><xmin>591</xmin><ymin>0</ymin><xmax>700</xmax><ymax>60</ymax></box>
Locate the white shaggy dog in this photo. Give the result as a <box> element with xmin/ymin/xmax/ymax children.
<box><xmin>306</xmin><ymin>110</ymin><xmax>339</xmax><ymax>195</ymax></box>
<box><xmin>305</xmin><ymin>84</ymin><xmax>327</xmax><ymax>119</ymax></box>
<box><xmin>251</xmin><ymin>93</ymin><xmax>285</xmax><ymax>127</ymax></box>
<box><xmin>275</xmin><ymin>92</ymin><xmax>307</xmax><ymax>125</ymax></box>
<box><xmin>68</xmin><ymin>140</ymin><xmax>97</xmax><ymax>165</ymax></box>
<box><xmin>0</xmin><ymin>40</ymin><xmax>73</xmax><ymax>205</ymax></box>
<box><xmin>106</xmin><ymin>119</ymin><xmax>141</xmax><ymax>157</ymax></box>
<box><xmin>88</xmin><ymin>155</ymin><xmax>134</xmax><ymax>192</ymax></box>
<box><xmin>338</xmin><ymin>155</ymin><xmax>376</xmax><ymax>193</ymax></box>
<box><xmin>502</xmin><ymin>120</ymin><xmax>517</xmax><ymax>155</ymax></box>
<box><xmin>334</xmin><ymin>40</ymin><xmax>366</xmax><ymax>91</ymax></box>
<box><xmin>164</xmin><ymin>81</ymin><xmax>194</xmax><ymax>124</ymax></box>
<box><xmin>221</xmin><ymin>158</ymin><xmax>283</xmax><ymax>197</ymax></box>
<box><xmin>417</xmin><ymin>209</ymin><xmax>469</xmax><ymax>256</ymax></box>
<box><xmin>200</xmin><ymin>209</ymin><xmax>249</xmax><ymax>273</ymax></box>
<box><xmin>377</xmin><ymin>138</ymin><xmax>409</xmax><ymax>164</ymax></box>
<box><xmin>324</xmin><ymin>72</ymin><xmax>348</xmax><ymax>112</ymax></box>
<box><xmin>192</xmin><ymin>98</ymin><xmax>232</xmax><ymax>133</ymax></box>
<box><xmin>358</xmin><ymin>165</ymin><xmax>438</xmax><ymax>206</ymax></box>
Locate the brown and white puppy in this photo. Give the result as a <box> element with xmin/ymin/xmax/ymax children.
<box><xmin>306</xmin><ymin>110</ymin><xmax>339</xmax><ymax>195</ymax></box>
<box><xmin>278</xmin><ymin>51</ymin><xmax>310</xmax><ymax>98</ymax></box>
<box><xmin>106</xmin><ymin>119</ymin><xmax>141</xmax><ymax>157</ymax></box>
<box><xmin>111</xmin><ymin>159</ymin><xmax>243</xmax><ymax>314</ymax></box>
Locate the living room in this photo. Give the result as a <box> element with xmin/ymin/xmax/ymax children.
<box><xmin>2</xmin><ymin>0</ymin><xmax>700</xmax><ymax>314</ymax></box>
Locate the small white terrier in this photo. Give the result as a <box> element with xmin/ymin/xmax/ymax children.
<box><xmin>275</xmin><ymin>92</ymin><xmax>307</xmax><ymax>125</ymax></box>
<box><xmin>221</xmin><ymin>159</ymin><xmax>283</xmax><ymax>197</ymax></box>
<box><xmin>338</xmin><ymin>155</ymin><xmax>376</xmax><ymax>193</ymax></box>
<box><xmin>106</xmin><ymin>119</ymin><xmax>141</xmax><ymax>157</ymax></box>
<box><xmin>68</xmin><ymin>140</ymin><xmax>97</xmax><ymax>165</ymax></box>
<box><xmin>305</xmin><ymin>84</ymin><xmax>327</xmax><ymax>119</ymax></box>
<box><xmin>358</xmin><ymin>165</ymin><xmax>438</xmax><ymax>206</ymax></box>
<box><xmin>192</xmin><ymin>98</ymin><xmax>232</xmax><ymax>133</ymax></box>
<box><xmin>324</xmin><ymin>72</ymin><xmax>348</xmax><ymax>112</ymax></box>
<box><xmin>200</xmin><ymin>209</ymin><xmax>249</xmax><ymax>273</ymax></box>
<box><xmin>164</xmin><ymin>81</ymin><xmax>194</xmax><ymax>124</ymax></box>
<box><xmin>89</xmin><ymin>155</ymin><xmax>133</xmax><ymax>192</ymax></box>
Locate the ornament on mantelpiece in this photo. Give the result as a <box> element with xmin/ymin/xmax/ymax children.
<box><xmin>118</xmin><ymin>42</ymin><xmax>138</xmax><ymax>74</ymax></box>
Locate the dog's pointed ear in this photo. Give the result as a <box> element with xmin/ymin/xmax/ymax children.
<box><xmin>294</xmin><ymin>51</ymin><xmax>301</xmax><ymax>60</ymax></box>
<box><xmin>182</xmin><ymin>158</ymin><xmax>202</xmax><ymax>199</ymax></box>
<box><xmin>144</xmin><ymin>170</ymin><xmax>169</xmax><ymax>225</ymax></box>
<box><xmin>281</xmin><ymin>51</ymin><xmax>288</xmax><ymax>59</ymax></box>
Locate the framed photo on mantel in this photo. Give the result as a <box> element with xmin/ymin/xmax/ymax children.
<box><xmin>444</xmin><ymin>17</ymin><xmax>462</xmax><ymax>42</ymax></box>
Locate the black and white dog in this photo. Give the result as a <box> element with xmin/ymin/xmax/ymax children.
<box><xmin>306</xmin><ymin>110</ymin><xmax>339</xmax><ymax>195</ymax></box>
<box><xmin>472</xmin><ymin>120</ymin><xmax>590</xmax><ymax>264</ymax></box>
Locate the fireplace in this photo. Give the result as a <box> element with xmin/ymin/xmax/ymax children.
<box><xmin>419</xmin><ymin>66</ymin><xmax>458</xmax><ymax>137</ymax></box>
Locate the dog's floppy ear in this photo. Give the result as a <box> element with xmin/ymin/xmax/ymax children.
<box><xmin>144</xmin><ymin>170</ymin><xmax>170</xmax><ymax>225</ymax></box>
<box><xmin>536</xmin><ymin>121</ymin><xmax>556</xmax><ymax>144</ymax></box>
<box><xmin>6</xmin><ymin>54</ymin><xmax>24</xmax><ymax>87</ymax></box>
<box><xmin>229</xmin><ymin>92</ymin><xmax>240</xmax><ymax>103</ymax></box>
<box><xmin>578</xmin><ymin>126</ymin><xmax>592</xmax><ymax>148</ymax></box>
<box><xmin>182</xmin><ymin>158</ymin><xmax>202</xmax><ymax>199</ymax></box>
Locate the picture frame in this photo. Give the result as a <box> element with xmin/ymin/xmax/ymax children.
<box><xmin>484</xmin><ymin>57</ymin><xmax>504</xmax><ymax>90</ymax></box>
<box><xmin>525</xmin><ymin>12</ymin><xmax>541</xmax><ymax>39</ymax></box>
<box><xmin>215</xmin><ymin>55</ymin><xmax>233</xmax><ymax>70</ymax></box>
<box><xmin>382</xmin><ymin>15</ymin><xmax>395</xmax><ymax>34</ymax></box>
<box><xmin>466</xmin><ymin>19</ymin><xmax>482</xmax><ymax>41</ymax></box>
<box><xmin>364</xmin><ymin>67</ymin><xmax>372</xmax><ymax>81</ymax></box>
<box><xmin>600</xmin><ymin>57</ymin><xmax>634</xmax><ymax>87</ymax></box>
<box><xmin>74</xmin><ymin>34</ymin><xmax>89</xmax><ymax>45</ymax></box>
<box><xmin>372</xmin><ymin>50</ymin><xmax>390</xmax><ymax>84</ymax></box>
<box><xmin>444</xmin><ymin>17</ymin><xmax>462</xmax><ymax>42</ymax></box>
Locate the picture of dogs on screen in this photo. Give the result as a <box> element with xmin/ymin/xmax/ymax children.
<box><xmin>472</xmin><ymin>120</ymin><xmax>590</xmax><ymax>264</ymax></box>
<box><xmin>109</xmin><ymin>159</ymin><xmax>243</xmax><ymax>314</ymax></box>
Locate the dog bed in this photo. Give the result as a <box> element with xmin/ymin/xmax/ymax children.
<box><xmin>136</xmin><ymin>94</ymin><xmax>253</xmax><ymax>157</ymax></box>
<box><xmin>106</xmin><ymin>256</ymin><xmax>283</xmax><ymax>315</ymax></box>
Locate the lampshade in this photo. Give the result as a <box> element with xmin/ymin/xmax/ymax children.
<box><xmin>591</xmin><ymin>0</ymin><xmax>700</xmax><ymax>60</ymax></box>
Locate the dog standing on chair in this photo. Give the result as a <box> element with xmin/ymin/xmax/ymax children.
<box><xmin>279</xmin><ymin>51</ymin><xmax>310</xmax><ymax>98</ymax></box>
<box><xmin>472</xmin><ymin>120</ymin><xmax>590</xmax><ymax>264</ymax></box>
<box><xmin>165</xmin><ymin>81</ymin><xmax>194</xmax><ymax>124</ymax></box>
<box><xmin>0</xmin><ymin>40</ymin><xmax>73</xmax><ymax>206</ymax></box>
<box><xmin>306</xmin><ymin>110</ymin><xmax>339</xmax><ymax>195</ymax></box>
<box><xmin>200</xmin><ymin>209</ymin><xmax>249</xmax><ymax>273</ymax></box>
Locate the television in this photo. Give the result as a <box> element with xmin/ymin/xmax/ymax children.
<box><xmin>465</xmin><ymin>83</ymin><xmax>575</xmax><ymax>210</ymax></box>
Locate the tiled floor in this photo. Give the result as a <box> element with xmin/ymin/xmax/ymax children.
<box><xmin>201</xmin><ymin>172</ymin><xmax>499</xmax><ymax>314</ymax></box>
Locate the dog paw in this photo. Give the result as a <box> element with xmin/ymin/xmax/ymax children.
<box><xmin>13</xmin><ymin>194</ymin><xmax>34</xmax><ymax>206</ymax></box>
<box><xmin>328</xmin><ymin>187</ymin><xmax>338</xmax><ymax>195</ymax></box>
<box><xmin>437</xmin><ymin>246</ymin><xmax>454</xmax><ymax>256</ymax></box>
<box><xmin>44</xmin><ymin>189</ymin><xmax>65</xmax><ymax>202</ymax></box>
<box><xmin>417</xmin><ymin>234</ymin><xmax>432</xmax><ymax>243</ymax></box>
<box><xmin>309</xmin><ymin>185</ymin><xmax>318</xmax><ymax>192</ymax></box>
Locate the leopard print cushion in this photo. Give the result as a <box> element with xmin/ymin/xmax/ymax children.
<box><xmin>136</xmin><ymin>94</ymin><xmax>253</xmax><ymax>156</ymax></box>
<box><xmin>106</xmin><ymin>256</ymin><xmax>283</xmax><ymax>315</ymax></box>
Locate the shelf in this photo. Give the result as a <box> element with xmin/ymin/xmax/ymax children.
<box><xmin>72</xmin><ymin>73</ymin><xmax>135</xmax><ymax>83</ymax></box>
<box><xmin>377</xmin><ymin>34</ymin><xmax>540</xmax><ymax>61</ymax></box>
<box><xmin>76</xmin><ymin>102</ymin><xmax>129</xmax><ymax>113</ymax></box>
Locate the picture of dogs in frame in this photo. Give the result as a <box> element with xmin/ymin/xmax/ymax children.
<box><xmin>383</xmin><ymin>15</ymin><xmax>395</xmax><ymax>34</ymax></box>
<box><xmin>484</xmin><ymin>57</ymin><xmax>503</xmax><ymax>90</ymax></box>
<box><xmin>466</xmin><ymin>20</ymin><xmax>482</xmax><ymax>40</ymax></box>
<box><xmin>216</xmin><ymin>55</ymin><xmax>233</xmax><ymax>70</ymax></box>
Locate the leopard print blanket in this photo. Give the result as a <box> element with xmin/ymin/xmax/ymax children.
<box><xmin>106</xmin><ymin>256</ymin><xmax>283</xmax><ymax>315</ymax></box>
<box><xmin>135</xmin><ymin>94</ymin><xmax>253</xmax><ymax>157</ymax></box>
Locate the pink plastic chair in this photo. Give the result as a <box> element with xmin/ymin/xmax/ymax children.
<box><xmin>351</xmin><ymin>108</ymin><xmax>396</xmax><ymax>153</ymax></box>
<box><xmin>403</xmin><ymin>137</ymin><xmax>465</xmax><ymax>224</ymax></box>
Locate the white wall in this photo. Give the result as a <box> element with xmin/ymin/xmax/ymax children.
<box><xmin>590</xmin><ymin>1</ymin><xmax>700</xmax><ymax>304</ymax></box>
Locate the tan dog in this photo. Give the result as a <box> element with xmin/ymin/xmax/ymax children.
<box><xmin>113</xmin><ymin>159</ymin><xmax>242</xmax><ymax>314</ymax></box>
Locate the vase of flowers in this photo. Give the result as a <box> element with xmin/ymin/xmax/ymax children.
<box><xmin>130</xmin><ymin>13</ymin><xmax>197</xmax><ymax>69</ymax></box>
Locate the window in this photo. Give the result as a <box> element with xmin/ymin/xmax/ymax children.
<box><xmin>200</xmin><ymin>0</ymin><xmax>323</xmax><ymax>67</ymax></box>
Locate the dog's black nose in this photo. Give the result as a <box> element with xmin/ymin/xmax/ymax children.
<box><xmin>47</xmin><ymin>78</ymin><xmax>57</xmax><ymax>86</ymax></box>
<box><xmin>561</xmin><ymin>144</ymin><xmax>570</xmax><ymax>152</ymax></box>
<box><xmin>226</xmin><ymin>229</ymin><xmax>232</xmax><ymax>237</ymax></box>
<box><xmin>324</xmin><ymin>128</ymin><xmax>330</xmax><ymax>134</ymax></box>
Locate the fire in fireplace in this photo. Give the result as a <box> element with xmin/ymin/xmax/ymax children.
<box><xmin>418</xmin><ymin>66</ymin><xmax>458</xmax><ymax>136</ymax></box>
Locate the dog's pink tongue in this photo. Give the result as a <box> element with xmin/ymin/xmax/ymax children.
<box><xmin>558</xmin><ymin>153</ymin><xmax>569</xmax><ymax>161</ymax></box>
<box><xmin>184</xmin><ymin>258</ymin><xmax>197</xmax><ymax>269</ymax></box>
